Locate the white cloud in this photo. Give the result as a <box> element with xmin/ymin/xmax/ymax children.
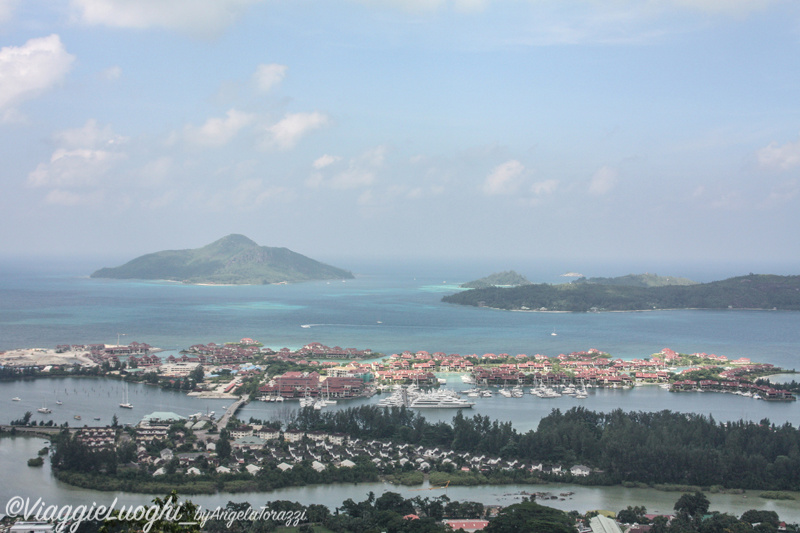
<box><xmin>139</xmin><ymin>157</ymin><xmax>173</xmax><ymax>187</ymax></box>
<box><xmin>531</xmin><ymin>179</ymin><xmax>558</xmax><ymax>195</ymax></box>
<box><xmin>55</xmin><ymin>119</ymin><xmax>128</xmax><ymax>149</ymax></box>
<box><xmin>253</xmin><ymin>63</ymin><xmax>287</xmax><ymax>92</ymax></box>
<box><xmin>28</xmin><ymin>148</ymin><xmax>126</xmax><ymax>188</ymax></box>
<box><xmin>0</xmin><ymin>0</ymin><xmax>18</xmax><ymax>23</ymax></box>
<box><xmin>100</xmin><ymin>65</ymin><xmax>122</xmax><ymax>81</ymax></box>
<box><xmin>70</xmin><ymin>0</ymin><xmax>263</xmax><ymax>36</ymax></box>
<box><xmin>0</xmin><ymin>34</ymin><xmax>75</xmax><ymax>113</ymax></box>
<box><xmin>588</xmin><ymin>166</ymin><xmax>618</xmax><ymax>195</ymax></box>
<box><xmin>757</xmin><ymin>135</ymin><xmax>800</xmax><ymax>170</ymax></box>
<box><xmin>266</xmin><ymin>111</ymin><xmax>329</xmax><ymax>150</ymax></box>
<box><xmin>313</xmin><ymin>154</ymin><xmax>342</xmax><ymax>170</ymax></box>
<box><xmin>44</xmin><ymin>189</ymin><xmax>103</xmax><ymax>206</ymax></box>
<box><xmin>483</xmin><ymin>160</ymin><xmax>525</xmax><ymax>195</ymax></box>
<box><xmin>184</xmin><ymin>109</ymin><xmax>255</xmax><ymax>146</ymax></box>
<box><xmin>28</xmin><ymin>121</ymin><xmax>128</xmax><ymax>198</ymax></box>
<box><xmin>308</xmin><ymin>146</ymin><xmax>386</xmax><ymax>190</ymax></box>
<box><xmin>758</xmin><ymin>179</ymin><xmax>799</xmax><ymax>208</ymax></box>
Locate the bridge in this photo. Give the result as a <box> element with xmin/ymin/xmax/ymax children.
<box><xmin>216</xmin><ymin>394</ymin><xmax>249</xmax><ymax>430</ymax></box>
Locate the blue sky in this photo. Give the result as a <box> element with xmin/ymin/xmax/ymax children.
<box><xmin>2</xmin><ymin>0</ymin><xmax>800</xmax><ymax>274</ymax></box>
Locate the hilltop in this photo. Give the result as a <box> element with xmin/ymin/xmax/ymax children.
<box><xmin>442</xmin><ymin>273</ymin><xmax>800</xmax><ymax>312</ymax></box>
<box><xmin>572</xmin><ymin>273</ymin><xmax>697</xmax><ymax>288</ymax></box>
<box><xmin>460</xmin><ymin>270</ymin><xmax>532</xmax><ymax>289</ymax></box>
<box><xmin>90</xmin><ymin>234</ymin><xmax>354</xmax><ymax>285</ymax></box>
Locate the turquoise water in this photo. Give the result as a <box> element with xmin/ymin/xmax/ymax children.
<box><xmin>2</xmin><ymin>261</ymin><xmax>800</xmax><ymax>520</ymax></box>
<box><xmin>2</xmin><ymin>263</ymin><xmax>799</xmax><ymax>369</ymax></box>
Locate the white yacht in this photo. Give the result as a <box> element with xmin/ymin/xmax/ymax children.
<box><xmin>119</xmin><ymin>382</ymin><xmax>133</xmax><ymax>409</ymax></box>
<box><xmin>409</xmin><ymin>394</ymin><xmax>475</xmax><ymax>409</ymax></box>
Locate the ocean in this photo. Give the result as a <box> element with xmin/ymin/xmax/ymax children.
<box><xmin>2</xmin><ymin>259</ymin><xmax>799</xmax><ymax>367</ymax></box>
<box><xmin>2</xmin><ymin>259</ymin><xmax>800</xmax><ymax>520</ymax></box>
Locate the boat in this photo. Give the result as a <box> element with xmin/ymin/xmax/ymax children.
<box><xmin>12</xmin><ymin>397</ymin><xmax>21</xmax><ymax>401</ymax></box>
<box><xmin>300</xmin><ymin>324</ymin><xmax>311</xmax><ymax>328</ymax></box>
<box><xmin>93</xmin><ymin>417</ymin><xmax>101</xmax><ymax>421</ymax></box>
<box><xmin>119</xmin><ymin>382</ymin><xmax>133</xmax><ymax>409</ymax></box>
<box><xmin>56</xmin><ymin>400</ymin><xmax>63</xmax><ymax>405</ymax></box>
<box><xmin>409</xmin><ymin>393</ymin><xmax>475</xmax><ymax>409</ymax></box>
<box><xmin>38</xmin><ymin>401</ymin><xmax>51</xmax><ymax>414</ymax></box>
<box><xmin>551</xmin><ymin>328</ymin><xmax>557</xmax><ymax>336</ymax></box>
<box><xmin>74</xmin><ymin>415</ymin><xmax>81</xmax><ymax>420</ymax></box>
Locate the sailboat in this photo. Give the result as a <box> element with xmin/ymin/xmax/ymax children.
<box><xmin>119</xmin><ymin>382</ymin><xmax>133</xmax><ymax>409</ymax></box>
<box><xmin>38</xmin><ymin>401</ymin><xmax>51</xmax><ymax>414</ymax></box>
<box><xmin>551</xmin><ymin>328</ymin><xmax>557</xmax><ymax>336</ymax></box>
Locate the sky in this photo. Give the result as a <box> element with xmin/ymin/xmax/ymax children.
<box><xmin>2</xmin><ymin>0</ymin><xmax>800</xmax><ymax>275</ymax></box>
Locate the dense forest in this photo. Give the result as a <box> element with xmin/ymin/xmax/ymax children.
<box><xmin>293</xmin><ymin>405</ymin><xmax>800</xmax><ymax>490</ymax></box>
<box><xmin>442</xmin><ymin>274</ymin><xmax>800</xmax><ymax>311</ymax></box>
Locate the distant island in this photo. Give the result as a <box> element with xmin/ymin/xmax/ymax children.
<box><xmin>573</xmin><ymin>273</ymin><xmax>697</xmax><ymax>288</ymax></box>
<box><xmin>443</xmin><ymin>273</ymin><xmax>800</xmax><ymax>312</ymax></box>
<box><xmin>460</xmin><ymin>270</ymin><xmax>532</xmax><ymax>289</ymax></box>
<box><xmin>90</xmin><ymin>234</ymin><xmax>354</xmax><ymax>285</ymax></box>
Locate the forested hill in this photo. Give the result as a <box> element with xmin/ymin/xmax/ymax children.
<box><xmin>460</xmin><ymin>270</ymin><xmax>532</xmax><ymax>289</ymax></box>
<box><xmin>442</xmin><ymin>274</ymin><xmax>800</xmax><ymax>312</ymax></box>
<box><xmin>573</xmin><ymin>273</ymin><xmax>697</xmax><ymax>287</ymax></box>
<box><xmin>90</xmin><ymin>234</ymin><xmax>354</xmax><ymax>285</ymax></box>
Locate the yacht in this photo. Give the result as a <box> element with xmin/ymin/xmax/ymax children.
<box><xmin>119</xmin><ymin>382</ymin><xmax>133</xmax><ymax>409</ymax></box>
<box><xmin>409</xmin><ymin>394</ymin><xmax>475</xmax><ymax>409</ymax></box>
<box><xmin>12</xmin><ymin>397</ymin><xmax>21</xmax><ymax>401</ymax></box>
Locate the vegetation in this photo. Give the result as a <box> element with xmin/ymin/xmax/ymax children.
<box><xmin>27</xmin><ymin>456</ymin><xmax>44</xmax><ymax>467</ymax></box>
<box><xmin>443</xmin><ymin>274</ymin><xmax>800</xmax><ymax>311</ymax></box>
<box><xmin>461</xmin><ymin>270</ymin><xmax>532</xmax><ymax>289</ymax></box>
<box><xmin>574</xmin><ymin>273</ymin><xmax>698</xmax><ymax>288</ymax></box>
<box><xmin>90</xmin><ymin>234</ymin><xmax>354</xmax><ymax>285</ymax></box>
<box><xmin>484</xmin><ymin>499</ymin><xmax>577</xmax><ymax>533</ymax></box>
<box><xmin>292</xmin><ymin>405</ymin><xmax>800</xmax><ymax>491</ymax></box>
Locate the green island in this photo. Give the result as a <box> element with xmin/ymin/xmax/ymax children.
<box><xmin>443</xmin><ymin>273</ymin><xmax>800</xmax><ymax>312</ymax></box>
<box><xmin>90</xmin><ymin>234</ymin><xmax>354</xmax><ymax>285</ymax></box>
<box><xmin>460</xmin><ymin>270</ymin><xmax>532</xmax><ymax>289</ymax></box>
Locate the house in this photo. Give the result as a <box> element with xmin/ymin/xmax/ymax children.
<box><xmin>442</xmin><ymin>520</ymin><xmax>489</xmax><ymax>532</ymax></box>
<box><xmin>277</xmin><ymin>462</ymin><xmax>293</xmax><ymax>472</ymax></box>
<box><xmin>570</xmin><ymin>464</ymin><xmax>591</xmax><ymax>477</ymax></box>
<box><xmin>589</xmin><ymin>515</ymin><xmax>623</xmax><ymax>533</ymax></box>
<box><xmin>311</xmin><ymin>460</ymin><xmax>326</xmax><ymax>472</ymax></box>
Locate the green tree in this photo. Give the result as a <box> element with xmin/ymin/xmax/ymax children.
<box><xmin>484</xmin><ymin>499</ymin><xmax>577</xmax><ymax>533</ymax></box>
<box><xmin>674</xmin><ymin>492</ymin><xmax>710</xmax><ymax>519</ymax></box>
